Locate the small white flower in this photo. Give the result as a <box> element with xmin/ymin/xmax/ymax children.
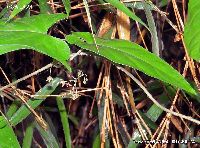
<box><xmin>46</xmin><ymin>76</ymin><xmax>53</xmax><ymax>82</ymax></box>
<box><xmin>60</xmin><ymin>80</ymin><xmax>66</xmax><ymax>87</ymax></box>
<box><xmin>83</xmin><ymin>77</ymin><xmax>88</xmax><ymax>84</ymax></box>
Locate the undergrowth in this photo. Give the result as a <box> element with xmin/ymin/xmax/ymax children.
<box><xmin>0</xmin><ymin>0</ymin><xmax>200</xmax><ymax>147</ymax></box>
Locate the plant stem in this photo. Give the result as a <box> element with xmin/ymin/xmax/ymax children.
<box><xmin>56</xmin><ymin>97</ymin><xmax>71</xmax><ymax>148</ymax></box>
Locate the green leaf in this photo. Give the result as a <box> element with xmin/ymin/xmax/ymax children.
<box><xmin>159</xmin><ymin>0</ymin><xmax>168</xmax><ymax>7</ymax></box>
<box><xmin>35</xmin><ymin>122</ymin><xmax>59</xmax><ymax>148</ymax></box>
<box><xmin>0</xmin><ymin>14</ymin><xmax>70</xmax><ymax>69</ymax></box>
<box><xmin>9</xmin><ymin>77</ymin><xmax>62</xmax><ymax>126</ymax></box>
<box><xmin>0</xmin><ymin>116</ymin><xmax>20</xmax><ymax>148</ymax></box>
<box><xmin>146</xmin><ymin>85</ymin><xmax>175</xmax><ymax>122</ymax></box>
<box><xmin>0</xmin><ymin>31</ymin><xmax>70</xmax><ymax>68</ymax></box>
<box><xmin>22</xmin><ymin>122</ymin><xmax>34</xmax><ymax>148</ymax></box>
<box><xmin>184</xmin><ymin>0</ymin><xmax>200</xmax><ymax>61</ymax></box>
<box><xmin>92</xmin><ymin>133</ymin><xmax>100</xmax><ymax>148</ymax></box>
<box><xmin>6</xmin><ymin>100</ymin><xmax>21</xmax><ymax>119</ymax></box>
<box><xmin>0</xmin><ymin>13</ymin><xmax>66</xmax><ymax>33</ymax></box>
<box><xmin>9</xmin><ymin>0</ymin><xmax>32</xmax><ymax>19</ymax></box>
<box><xmin>103</xmin><ymin>0</ymin><xmax>148</xmax><ymax>29</ymax></box>
<box><xmin>138</xmin><ymin>111</ymin><xmax>157</xmax><ymax>130</ymax></box>
<box><xmin>128</xmin><ymin>140</ymin><xmax>137</xmax><ymax>148</ymax></box>
<box><xmin>66</xmin><ymin>32</ymin><xmax>196</xmax><ymax>95</ymax></box>
<box><xmin>38</xmin><ymin>0</ymin><xmax>52</xmax><ymax>14</ymax></box>
<box><xmin>56</xmin><ymin>97</ymin><xmax>71</xmax><ymax>148</ymax></box>
<box><xmin>124</xmin><ymin>1</ymin><xmax>154</xmax><ymax>10</ymax></box>
<box><xmin>62</xmin><ymin>0</ymin><xmax>71</xmax><ymax>16</ymax></box>
<box><xmin>0</xmin><ymin>6</ymin><xmax>9</xmax><ymax>18</ymax></box>
<box><xmin>128</xmin><ymin>129</ymin><xmax>141</xmax><ymax>148</ymax></box>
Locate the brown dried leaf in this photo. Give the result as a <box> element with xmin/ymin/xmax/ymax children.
<box><xmin>117</xmin><ymin>10</ymin><xmax>130</xmax><ymax>40</ymax></box>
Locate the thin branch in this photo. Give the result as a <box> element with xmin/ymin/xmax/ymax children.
<box><xmin>117</xmin><ymin>66</ymin><xmax>200</xmax><ymax>125</ymax></box>
<box><xmin>0</xmin><ymin>63</ymin><xmax>53</xmax><ymax>92</ymax></box>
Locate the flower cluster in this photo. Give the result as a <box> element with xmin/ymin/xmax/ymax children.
<box><xmin>46</xmin><ymin>70</ymin><xmax>88</xmax><ymax>100</ymax></box>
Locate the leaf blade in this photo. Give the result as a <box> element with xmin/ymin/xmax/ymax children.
<box><xmin>56</xmin><ymin>97</ymin><xmax>72</xmax><ymax>148</ymax></box>
<box><xmin>0</xmin><ymin>31</ymin><xmax>70</xmax><ymax>68</ymax></box>
<box><xmin>9</xmin><ymin>0</ymin><xmax>32</xmax><ymax>19</ymax></box>
<box><xmin>184</xmin><ymin>1</ymin><xmax>200</xmax><ymax>61</ymax></box>
<box><xmin>104</xmin><ymin>0</ymin><xmax>148</xmax><ymax>29</ymax></box>
<box><xmin>66</xmin><ymin>32</ymin><xmax>196</xmax><ymax>95</ymax></box>
<box><xmin>62</xmin><ymin>0</ymin><xmax>71</xmax><ymax>16</ymax></box>
<box><xmin>9</xmin><ymin>77</ymin><xmax>62</xmax><ymax>126</ymax></box>
<box><xmin>0</xmin><ymin>116</ymin><xmax>20</xmax><ymax>148</ymax></box>
<box><xmin>1</xmin><ymin>13</ymin><xmax>66</xmax><ymax>33</ymax></box>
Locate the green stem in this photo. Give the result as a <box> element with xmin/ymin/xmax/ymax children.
<box><xmin>56</xmin><ymin>97</ymin><xmax>71</xmax><ymax>148</ymax></box>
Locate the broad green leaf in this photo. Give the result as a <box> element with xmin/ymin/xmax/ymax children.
<box><xmin>0</xmin><ymin>13</ymin><xmax>66</xmax><ymax>33</ymax></box>
<box><xmin>0</xmin><ymin>116</ymin><xmax>20</xmax><ymax>148</ymax></box>
<box><xmin>103</xmin><ymin>0</ymin><xmax>148</xmax><ymax>29</ymax></box>
<box><xmin>66</xmin><ymin>32</ymin><xmax>196</xmax><ymax>95</ymax></box>
<box><xmin>62</xmin><ymin>0</ymin><xmax>71</xmax><ymax>16</ymax></box>
<box><xmin>184</xmin><ymin>1</ymin><xmax>200</xmax><ymax>61</ymax></box>
<box><xmin>56</xmin><ymin>97</ymin><xmax>71</xmax><ymax>148</ymax></box>
<box><xmin>0</xmin><ymin>14</ymin><xmax>70</xmax><ymax>69</ymax></box>
<box><xmin>9</xmin><ymin>77</ymin><xmax>62</xmax><ymax>126</ymax></box>
<box><xmin>0</xmin><ymin>31</ymin><xmax>70</xmax><ymax>69</ymax></box>
<box><xmin>146</xmin><ymin>103</ymin><xmax>165</xmax><ymax>122</ymax></box>
<box><xmin>9</xmin><ymin>0</ymin><xmax>32</xmax><ymax>19</ymax></box>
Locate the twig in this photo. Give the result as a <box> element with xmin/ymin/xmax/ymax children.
<box><xmin>117</xmin><ymin>66</ymin><xmax>200</xmax><ymax>125</ymax></box>
<box><xmin>0</xmin><ymin>63</ymin><xmax>53</xmax><ymax>92</ymax></box>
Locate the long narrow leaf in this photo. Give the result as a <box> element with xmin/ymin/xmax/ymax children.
<box><xmin>9</xmin><ymin>0</ymin><xmax>32</xmax><ymax>19</ymax></box>
<box><xmin>35</xmin><ymin>122</ymin><xmax>59</xmax><ymax>148</ymax></box>
<box><xmin>184</xmin><ymin>1</ymin><xmax>200</xmax><ymax>61</ymax></box>
<box><xmin>66</xmin><ymin>32</ymin><xmax>196</xmax><ymax>95</ymax></box>
<box><xmin>22</xmin><ymin>122</ymin><xmax>34</xmax><ymax>148</ymax></box>
<box><xmin>104</xmin><ymin>0</ymin><xmax>148</xmax><ymax>29</ymax></box>
<box><xmin>62</xmin><ymin>0</ymin><xmax>71</xmax><ymax>16</ymax></box>
<box><xmin>38</xmin><ymin>0</ymin><xmax>52</xmax><ymax>14</ymax></box>
<box><xmin>9</xmin><ymin>77</ymin><xmax>62</xmax><ymax>126</ymax></box>
<box><xmin>56</xmin><ymin>97</ymin><xmax>71</xmax><ymax>148</ymax></box>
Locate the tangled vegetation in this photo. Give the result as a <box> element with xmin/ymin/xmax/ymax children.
<box><xmin>0</xmin><ymin>0</ymin><xmax>200</xmax><ymax>147</ymax></box>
